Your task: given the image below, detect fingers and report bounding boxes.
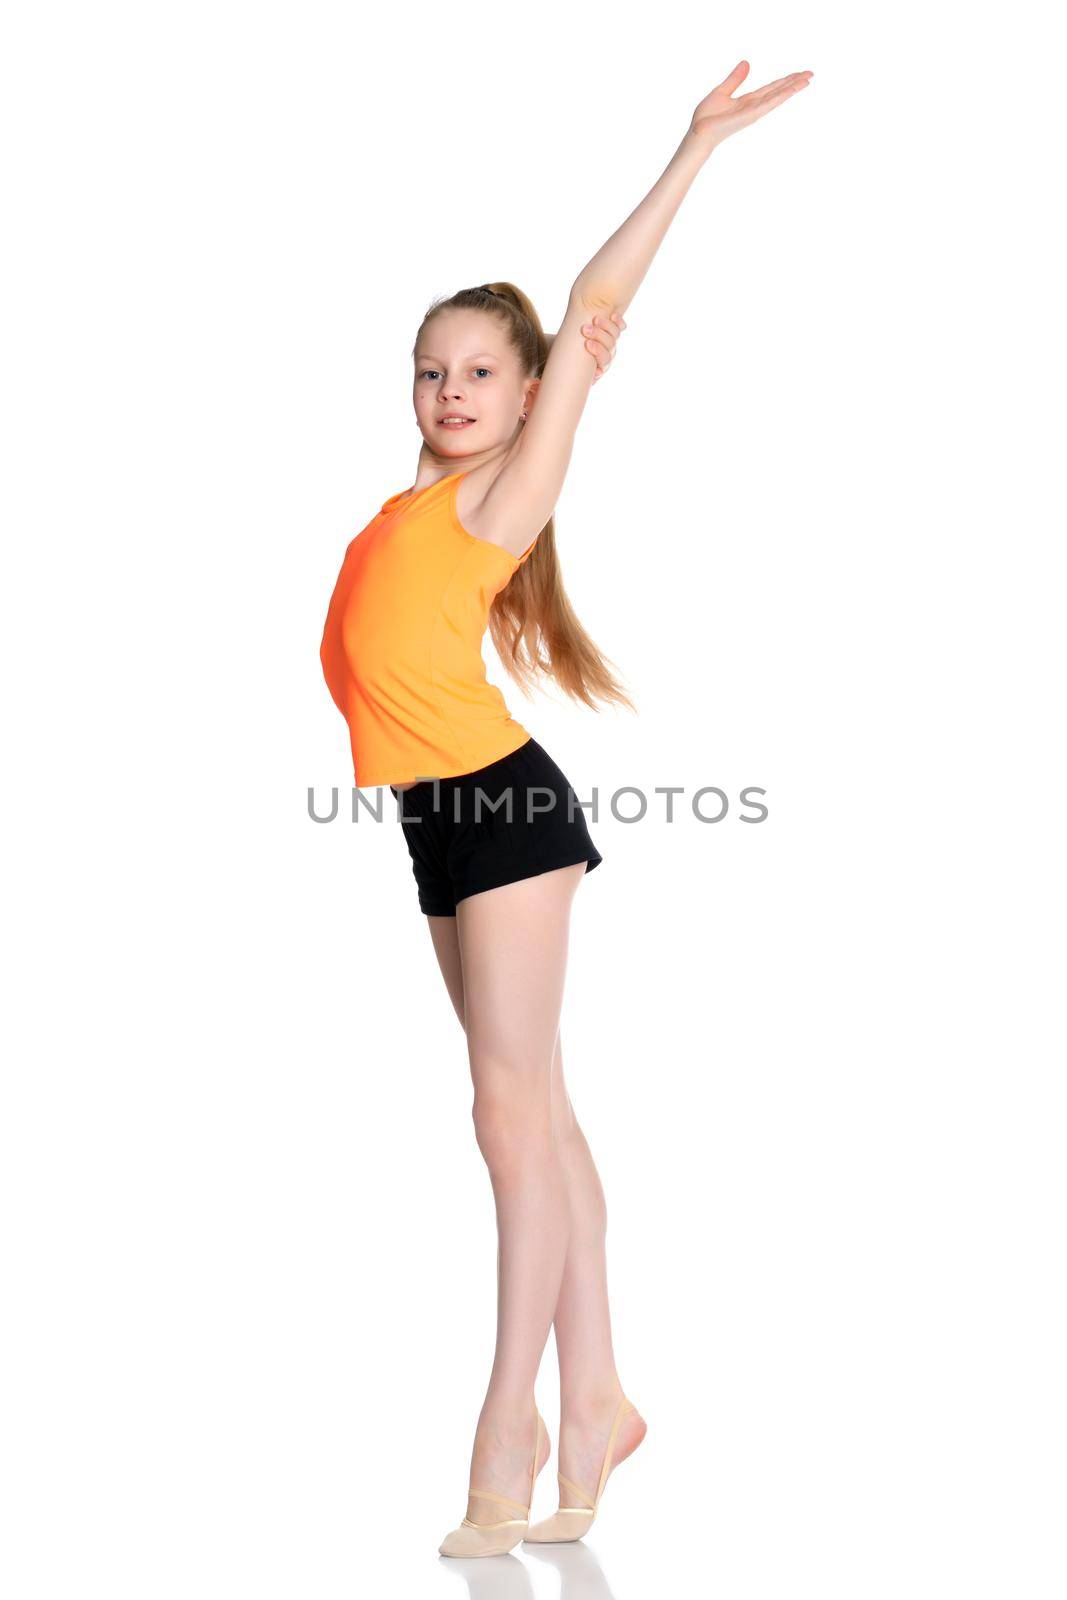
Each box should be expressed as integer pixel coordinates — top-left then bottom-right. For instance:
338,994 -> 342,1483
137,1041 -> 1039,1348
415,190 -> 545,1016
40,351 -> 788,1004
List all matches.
584,313 -> 622,381
584,314 -> 613,384
581,312 -> 627,379
753,73 -> 812,119
738,70 -> 812,110
713,59 -> 750,94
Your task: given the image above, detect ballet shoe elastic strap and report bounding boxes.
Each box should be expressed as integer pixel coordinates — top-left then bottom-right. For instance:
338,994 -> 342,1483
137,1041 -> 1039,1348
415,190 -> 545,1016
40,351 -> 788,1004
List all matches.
556,1472 -> 597,1510
557,1395 -> 636,1512
463,1410 -> 543,1525
467,1488 -> 531,1517
531,1413 -> 543,1499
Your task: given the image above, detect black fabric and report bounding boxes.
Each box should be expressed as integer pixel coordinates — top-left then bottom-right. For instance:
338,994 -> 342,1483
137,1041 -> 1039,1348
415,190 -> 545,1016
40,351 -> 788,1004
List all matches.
389,736 -> 603,916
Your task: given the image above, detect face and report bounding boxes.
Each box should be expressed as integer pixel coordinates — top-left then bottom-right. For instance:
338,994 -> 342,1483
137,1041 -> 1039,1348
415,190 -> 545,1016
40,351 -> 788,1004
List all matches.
412,308 -> 538,458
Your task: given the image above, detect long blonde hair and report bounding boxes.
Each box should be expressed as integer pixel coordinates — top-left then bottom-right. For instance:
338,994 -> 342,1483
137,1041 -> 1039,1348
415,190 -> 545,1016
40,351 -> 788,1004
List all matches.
414,282 -> 636,715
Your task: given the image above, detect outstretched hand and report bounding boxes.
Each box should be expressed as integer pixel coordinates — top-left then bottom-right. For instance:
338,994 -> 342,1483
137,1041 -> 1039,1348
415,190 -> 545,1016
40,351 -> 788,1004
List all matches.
688,60 -> 813,152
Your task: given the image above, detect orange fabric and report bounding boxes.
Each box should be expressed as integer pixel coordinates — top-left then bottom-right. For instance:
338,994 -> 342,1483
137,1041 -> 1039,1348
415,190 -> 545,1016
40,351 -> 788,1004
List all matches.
320,468 -> 538,787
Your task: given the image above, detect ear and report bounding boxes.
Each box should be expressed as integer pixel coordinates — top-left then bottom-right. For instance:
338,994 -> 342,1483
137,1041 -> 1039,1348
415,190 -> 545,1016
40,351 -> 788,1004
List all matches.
523,376 -> 542,413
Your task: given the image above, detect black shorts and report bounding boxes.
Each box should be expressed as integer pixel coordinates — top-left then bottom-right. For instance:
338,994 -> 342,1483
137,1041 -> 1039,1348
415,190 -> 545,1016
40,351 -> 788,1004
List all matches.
389,735 -> 603,917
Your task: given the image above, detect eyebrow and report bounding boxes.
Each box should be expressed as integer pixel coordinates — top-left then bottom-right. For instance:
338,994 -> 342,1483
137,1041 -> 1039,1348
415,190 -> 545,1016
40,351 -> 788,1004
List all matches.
414,352 -> 501,364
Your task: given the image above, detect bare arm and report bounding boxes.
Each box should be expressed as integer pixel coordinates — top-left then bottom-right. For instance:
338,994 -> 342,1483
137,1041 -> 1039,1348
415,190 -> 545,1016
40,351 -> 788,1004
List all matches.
571,132 -> 710,318
481,61 -> 814,556
574,62 -> 813,312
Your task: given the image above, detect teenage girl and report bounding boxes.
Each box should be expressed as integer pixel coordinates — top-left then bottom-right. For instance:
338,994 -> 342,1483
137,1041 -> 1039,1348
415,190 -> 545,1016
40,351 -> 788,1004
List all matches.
320,61 -> 813,1557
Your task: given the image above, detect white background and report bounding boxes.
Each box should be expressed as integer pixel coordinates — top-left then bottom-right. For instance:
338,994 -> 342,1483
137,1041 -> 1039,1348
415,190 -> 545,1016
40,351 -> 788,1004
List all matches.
3,1 -> 1064,1596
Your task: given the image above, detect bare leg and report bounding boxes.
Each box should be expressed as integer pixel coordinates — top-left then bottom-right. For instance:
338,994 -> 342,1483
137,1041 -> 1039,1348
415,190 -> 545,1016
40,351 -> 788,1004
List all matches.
425,896 -> 645,1517
548,1034 -> 648,1505
547,1033 -> 618,1393
451,862 -> 587,1523
426,913 -> 465,1027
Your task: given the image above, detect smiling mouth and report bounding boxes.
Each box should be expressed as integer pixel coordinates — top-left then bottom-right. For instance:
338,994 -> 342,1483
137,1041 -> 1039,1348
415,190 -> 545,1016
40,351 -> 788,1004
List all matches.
438,417 -> 476,426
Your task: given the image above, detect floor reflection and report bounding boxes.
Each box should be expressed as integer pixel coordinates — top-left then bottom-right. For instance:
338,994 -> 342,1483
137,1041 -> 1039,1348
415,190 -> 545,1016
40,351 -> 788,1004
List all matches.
437,1538 -> 617,1600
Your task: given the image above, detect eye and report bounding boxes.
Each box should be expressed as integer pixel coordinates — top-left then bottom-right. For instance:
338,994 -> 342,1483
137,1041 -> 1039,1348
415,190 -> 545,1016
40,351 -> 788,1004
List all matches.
417,367 -> 492,381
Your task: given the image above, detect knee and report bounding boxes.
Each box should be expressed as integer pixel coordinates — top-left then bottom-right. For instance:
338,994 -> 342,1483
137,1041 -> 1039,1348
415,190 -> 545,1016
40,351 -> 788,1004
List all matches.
472,1082 -> 553,1172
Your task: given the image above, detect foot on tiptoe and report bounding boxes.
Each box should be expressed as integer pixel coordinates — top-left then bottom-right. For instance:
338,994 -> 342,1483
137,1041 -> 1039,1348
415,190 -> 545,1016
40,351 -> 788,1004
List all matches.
555,1386 -> 647,1511
463,1404 -> 552,1527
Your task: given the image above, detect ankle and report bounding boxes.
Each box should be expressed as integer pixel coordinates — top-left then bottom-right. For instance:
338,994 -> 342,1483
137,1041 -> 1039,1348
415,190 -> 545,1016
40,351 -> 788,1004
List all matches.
478,1393 -> 538,1435
559,1378 -> 627,1423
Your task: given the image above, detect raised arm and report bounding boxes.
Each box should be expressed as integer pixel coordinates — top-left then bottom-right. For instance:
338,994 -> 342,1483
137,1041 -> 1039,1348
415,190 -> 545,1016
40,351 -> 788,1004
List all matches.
573,62 -> 812,312
480,61 -> 814,558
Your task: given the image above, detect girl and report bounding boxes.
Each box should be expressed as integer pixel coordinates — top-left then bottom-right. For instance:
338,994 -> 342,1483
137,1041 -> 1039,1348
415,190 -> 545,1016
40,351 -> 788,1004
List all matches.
319,59 -> 813,1558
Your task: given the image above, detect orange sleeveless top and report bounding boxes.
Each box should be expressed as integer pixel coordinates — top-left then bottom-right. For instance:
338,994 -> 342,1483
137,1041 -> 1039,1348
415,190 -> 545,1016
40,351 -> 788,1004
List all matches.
319,468 -> 538,787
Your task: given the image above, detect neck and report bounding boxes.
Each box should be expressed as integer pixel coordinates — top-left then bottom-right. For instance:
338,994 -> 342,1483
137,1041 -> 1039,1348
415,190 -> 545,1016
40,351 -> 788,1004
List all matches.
413,438 -> 513,483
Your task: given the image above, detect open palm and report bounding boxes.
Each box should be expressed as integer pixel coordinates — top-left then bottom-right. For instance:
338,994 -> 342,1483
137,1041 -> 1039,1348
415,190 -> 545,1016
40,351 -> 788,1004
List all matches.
689,60 -> 813,150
